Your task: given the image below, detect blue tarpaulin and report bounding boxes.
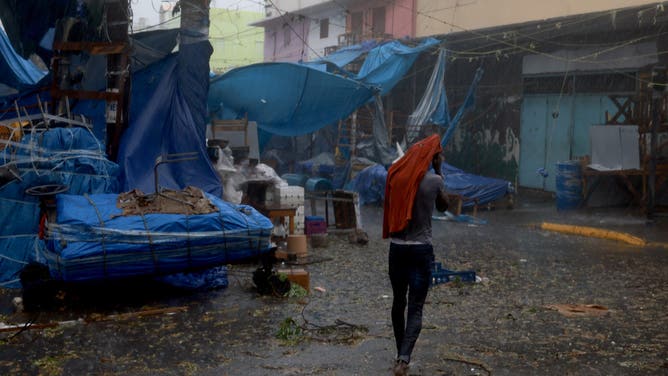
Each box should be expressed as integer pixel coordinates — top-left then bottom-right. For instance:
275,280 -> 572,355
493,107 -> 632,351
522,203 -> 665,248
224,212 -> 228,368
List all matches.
117,41 -> 222,196
43,192 -> 272,281
208,38 -> 440,143
355,38 -> 440,95
437,162 -> 511,208
208,63 -> 377,137
346,164 -> 388,206
439,67 -> 484,148
303,40 -> 381,72
0,28 -> 47,96
0,127 -> 120,287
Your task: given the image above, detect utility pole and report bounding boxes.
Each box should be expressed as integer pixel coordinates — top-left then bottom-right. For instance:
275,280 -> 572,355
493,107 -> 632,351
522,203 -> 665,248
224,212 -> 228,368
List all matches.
175,0 -> 212,148
648,66 -> 666,220
180,0 -> 210,37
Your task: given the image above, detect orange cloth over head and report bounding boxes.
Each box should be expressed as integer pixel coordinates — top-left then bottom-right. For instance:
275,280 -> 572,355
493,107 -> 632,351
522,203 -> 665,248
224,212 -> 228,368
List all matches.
382,134 -> 442,238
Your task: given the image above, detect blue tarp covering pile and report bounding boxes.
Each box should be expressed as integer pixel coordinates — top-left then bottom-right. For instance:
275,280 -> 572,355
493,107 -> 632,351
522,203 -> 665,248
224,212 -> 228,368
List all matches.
348,162 -> 511,209
438,163 -> 512,208
43,193 -> 272,282
346,164 -> 388,206
0,127 -> 120,287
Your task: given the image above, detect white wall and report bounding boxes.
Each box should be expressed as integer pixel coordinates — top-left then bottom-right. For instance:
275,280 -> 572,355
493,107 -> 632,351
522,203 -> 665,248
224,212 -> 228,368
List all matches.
306,12 -> 347,61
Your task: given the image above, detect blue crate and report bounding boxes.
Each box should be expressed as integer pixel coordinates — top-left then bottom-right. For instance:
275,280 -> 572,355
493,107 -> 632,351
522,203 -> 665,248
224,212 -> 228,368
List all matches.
431,262 -> 476,286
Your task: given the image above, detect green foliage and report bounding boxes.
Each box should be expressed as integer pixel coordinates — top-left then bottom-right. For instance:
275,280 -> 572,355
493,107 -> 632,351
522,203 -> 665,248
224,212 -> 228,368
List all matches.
286,283 -> 308,298
276,317 -> 303,345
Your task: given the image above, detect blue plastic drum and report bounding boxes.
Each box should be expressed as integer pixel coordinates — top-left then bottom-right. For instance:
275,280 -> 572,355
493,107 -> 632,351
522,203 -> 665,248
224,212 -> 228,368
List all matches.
281,173 -> 308,187
305,177 -> 333,192
555,161 -> 583,210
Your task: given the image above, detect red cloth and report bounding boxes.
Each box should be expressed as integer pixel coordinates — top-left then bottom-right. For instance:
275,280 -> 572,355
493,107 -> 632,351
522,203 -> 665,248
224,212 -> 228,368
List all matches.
382,134 -> 442,238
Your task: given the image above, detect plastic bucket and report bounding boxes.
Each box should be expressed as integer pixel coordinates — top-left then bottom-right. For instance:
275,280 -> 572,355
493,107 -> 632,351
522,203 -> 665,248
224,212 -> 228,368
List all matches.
555,161 -> 582,210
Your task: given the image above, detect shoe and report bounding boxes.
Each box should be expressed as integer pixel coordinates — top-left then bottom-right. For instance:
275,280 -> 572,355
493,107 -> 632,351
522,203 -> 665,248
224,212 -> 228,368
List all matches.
392,360 -> 409,376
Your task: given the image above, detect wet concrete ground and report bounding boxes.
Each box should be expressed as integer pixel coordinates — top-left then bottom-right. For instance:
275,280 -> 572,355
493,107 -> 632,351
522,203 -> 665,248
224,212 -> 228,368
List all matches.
1,191 -> 667,375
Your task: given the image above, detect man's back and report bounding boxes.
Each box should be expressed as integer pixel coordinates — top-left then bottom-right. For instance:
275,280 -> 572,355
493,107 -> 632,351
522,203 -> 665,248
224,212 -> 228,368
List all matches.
393,171 -> 444,245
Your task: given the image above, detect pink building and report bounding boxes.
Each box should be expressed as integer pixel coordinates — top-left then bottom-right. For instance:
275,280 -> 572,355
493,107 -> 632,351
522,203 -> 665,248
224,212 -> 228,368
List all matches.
342,0 -> 415,45
252,0 -> 416,63
260,15 -> 310,62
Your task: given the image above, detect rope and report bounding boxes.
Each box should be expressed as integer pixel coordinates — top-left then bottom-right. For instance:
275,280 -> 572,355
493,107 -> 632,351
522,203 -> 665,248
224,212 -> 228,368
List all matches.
84,193 -> 108,278
185,211 -> 192,269
139,210 -> 159,275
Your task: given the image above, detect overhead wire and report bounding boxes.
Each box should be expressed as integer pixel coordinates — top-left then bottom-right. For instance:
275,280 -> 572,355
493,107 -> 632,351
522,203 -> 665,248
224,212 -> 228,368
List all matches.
264,0 -> 324,61
393,1 -> 668,87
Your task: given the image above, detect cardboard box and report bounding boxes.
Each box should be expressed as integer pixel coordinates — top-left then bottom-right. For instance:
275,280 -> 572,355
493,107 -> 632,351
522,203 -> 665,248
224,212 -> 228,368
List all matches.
274,249 -> 290,260
277,268 -> 310,291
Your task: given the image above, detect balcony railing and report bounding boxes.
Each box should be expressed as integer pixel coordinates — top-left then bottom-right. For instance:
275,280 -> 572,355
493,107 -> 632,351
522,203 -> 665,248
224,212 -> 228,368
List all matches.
337,32 -> 394,47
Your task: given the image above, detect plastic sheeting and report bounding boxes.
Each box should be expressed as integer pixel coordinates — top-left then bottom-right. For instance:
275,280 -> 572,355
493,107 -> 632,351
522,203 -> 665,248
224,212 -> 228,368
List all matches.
208,38 -> 441,140
407,48 -> 448,142
0,127 -> 120,287
44,192 -> 273,281
304,40 -> 381,72
438,163 -> 511,208
439,67 -> 484,148
0,28 -> 48,97
406,48 -> 484,147
355,38 -> 440,95
0,27 -> 47,90
118,41 -> 222,196
208,63 -> 376,137
346,164 -> 387,206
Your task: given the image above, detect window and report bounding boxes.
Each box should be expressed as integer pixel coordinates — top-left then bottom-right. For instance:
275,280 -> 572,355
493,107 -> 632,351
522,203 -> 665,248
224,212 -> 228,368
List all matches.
372,7 -> 385,36
351,11 -> 363,37
283,25 -> 291,47
320,18 -> 329,39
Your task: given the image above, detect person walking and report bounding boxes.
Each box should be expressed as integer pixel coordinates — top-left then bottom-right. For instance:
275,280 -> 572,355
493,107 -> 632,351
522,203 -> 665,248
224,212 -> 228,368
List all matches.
382,134 -> 449,376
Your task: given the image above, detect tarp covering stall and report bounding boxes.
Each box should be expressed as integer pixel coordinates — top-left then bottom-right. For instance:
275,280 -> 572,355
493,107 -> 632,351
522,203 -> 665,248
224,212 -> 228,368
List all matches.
208,38 -> 440,145
208,62 -> 377,137
302,40 -> 381,73
354,38 -> 440,96
44,193 -> 272,281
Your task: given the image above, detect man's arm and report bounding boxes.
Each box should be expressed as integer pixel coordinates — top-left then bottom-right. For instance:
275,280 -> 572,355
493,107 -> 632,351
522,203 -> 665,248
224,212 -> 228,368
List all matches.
435,188 -> 449,212
432,164 -> 449,212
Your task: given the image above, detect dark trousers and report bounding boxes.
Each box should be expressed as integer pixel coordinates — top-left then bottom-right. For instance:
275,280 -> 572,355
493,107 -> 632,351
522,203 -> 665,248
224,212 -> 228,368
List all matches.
388,242 -> 434,364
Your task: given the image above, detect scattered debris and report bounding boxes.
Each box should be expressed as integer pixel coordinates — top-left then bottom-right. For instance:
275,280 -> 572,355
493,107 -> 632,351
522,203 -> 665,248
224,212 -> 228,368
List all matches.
348,228 -> 369,245
545,304 -> 610,317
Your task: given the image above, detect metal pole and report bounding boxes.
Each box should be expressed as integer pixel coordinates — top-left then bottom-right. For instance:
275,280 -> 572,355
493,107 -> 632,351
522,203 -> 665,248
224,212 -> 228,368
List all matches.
648,92 -> 659,219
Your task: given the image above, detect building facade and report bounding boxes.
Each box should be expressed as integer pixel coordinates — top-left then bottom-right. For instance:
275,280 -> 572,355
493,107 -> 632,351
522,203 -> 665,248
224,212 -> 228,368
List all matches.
412,0 -> 667,197
209,8 -> 265,73
253,0 -> 416,62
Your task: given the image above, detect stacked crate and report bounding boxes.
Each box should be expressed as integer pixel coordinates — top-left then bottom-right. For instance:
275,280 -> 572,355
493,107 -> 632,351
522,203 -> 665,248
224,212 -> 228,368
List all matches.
265,185 -> 305,235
